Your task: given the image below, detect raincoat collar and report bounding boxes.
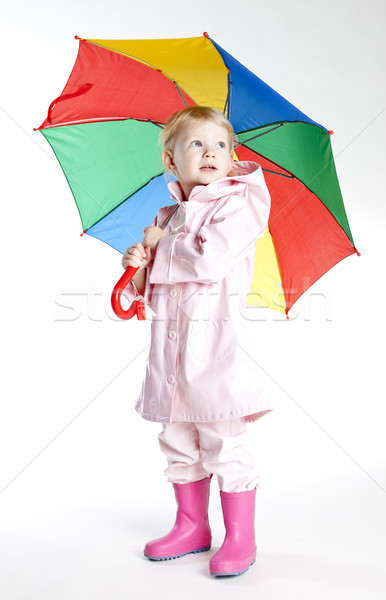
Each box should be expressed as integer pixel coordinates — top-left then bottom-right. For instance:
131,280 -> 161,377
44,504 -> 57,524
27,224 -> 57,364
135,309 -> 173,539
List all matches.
167,161 -> 262,205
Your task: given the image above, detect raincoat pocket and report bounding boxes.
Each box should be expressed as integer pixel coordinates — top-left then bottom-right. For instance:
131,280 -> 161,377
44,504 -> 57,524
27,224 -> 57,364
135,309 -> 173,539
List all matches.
188,319 -> 237,363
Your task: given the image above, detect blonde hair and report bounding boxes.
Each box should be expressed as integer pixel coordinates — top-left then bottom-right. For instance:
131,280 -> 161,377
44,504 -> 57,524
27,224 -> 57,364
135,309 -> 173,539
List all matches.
160,106 -> 237,152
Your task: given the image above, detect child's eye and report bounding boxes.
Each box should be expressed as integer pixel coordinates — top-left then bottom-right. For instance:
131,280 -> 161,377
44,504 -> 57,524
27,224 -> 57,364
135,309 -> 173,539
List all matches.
192,140 -> 202,147
217,142 -> 226,148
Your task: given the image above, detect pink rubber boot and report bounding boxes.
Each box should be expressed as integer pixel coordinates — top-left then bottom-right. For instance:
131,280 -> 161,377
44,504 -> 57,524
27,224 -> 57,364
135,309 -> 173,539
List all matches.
209,488 -> 257,576
144,476 -> 212,560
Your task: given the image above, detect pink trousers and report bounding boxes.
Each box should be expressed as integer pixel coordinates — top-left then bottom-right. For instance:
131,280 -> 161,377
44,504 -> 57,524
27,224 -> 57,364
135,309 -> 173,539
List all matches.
158,419 -> 260,493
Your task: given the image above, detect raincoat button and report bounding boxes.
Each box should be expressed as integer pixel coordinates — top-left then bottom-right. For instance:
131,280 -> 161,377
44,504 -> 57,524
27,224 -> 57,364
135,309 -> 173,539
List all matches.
168,330 -> 176,340
170,289 -> 177,298
167,375 -> 175,384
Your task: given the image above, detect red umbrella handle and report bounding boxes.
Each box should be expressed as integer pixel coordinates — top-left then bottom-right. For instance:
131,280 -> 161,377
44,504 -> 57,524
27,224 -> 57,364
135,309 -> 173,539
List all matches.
111,206 -> 177,321
111,266 -> 146,320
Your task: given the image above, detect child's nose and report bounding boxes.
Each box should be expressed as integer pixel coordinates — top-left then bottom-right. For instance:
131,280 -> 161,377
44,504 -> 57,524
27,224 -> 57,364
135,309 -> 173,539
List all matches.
203,146 -> 215,157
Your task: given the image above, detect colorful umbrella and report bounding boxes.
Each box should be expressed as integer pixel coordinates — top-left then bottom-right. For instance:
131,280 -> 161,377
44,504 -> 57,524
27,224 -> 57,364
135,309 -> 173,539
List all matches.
36,33 -> 358,319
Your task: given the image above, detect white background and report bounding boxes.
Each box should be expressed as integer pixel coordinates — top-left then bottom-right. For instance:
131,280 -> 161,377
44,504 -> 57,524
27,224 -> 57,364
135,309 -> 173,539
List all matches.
1,1 -> 385,598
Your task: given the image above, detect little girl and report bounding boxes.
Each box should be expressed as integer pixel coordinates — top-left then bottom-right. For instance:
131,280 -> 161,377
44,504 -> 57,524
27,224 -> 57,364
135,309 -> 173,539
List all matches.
122,106 -> 272,577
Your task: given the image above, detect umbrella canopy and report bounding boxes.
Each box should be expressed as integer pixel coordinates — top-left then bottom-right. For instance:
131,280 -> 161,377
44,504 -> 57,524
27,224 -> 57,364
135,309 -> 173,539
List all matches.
36,33 -> 358,315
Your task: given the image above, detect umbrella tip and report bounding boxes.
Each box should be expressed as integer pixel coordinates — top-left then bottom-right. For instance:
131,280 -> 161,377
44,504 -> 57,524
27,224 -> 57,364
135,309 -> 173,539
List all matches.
328,130 -> 334,135
203,31 -> 209,38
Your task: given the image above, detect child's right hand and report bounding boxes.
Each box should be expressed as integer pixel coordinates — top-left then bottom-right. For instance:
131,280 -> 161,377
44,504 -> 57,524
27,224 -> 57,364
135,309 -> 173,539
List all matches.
122,243 -> 152,271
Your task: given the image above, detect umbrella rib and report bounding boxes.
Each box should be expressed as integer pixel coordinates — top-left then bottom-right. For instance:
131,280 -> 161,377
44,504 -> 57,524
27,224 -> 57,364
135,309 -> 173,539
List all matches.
210,35 -> 232,118
148,120 -> 164,129
260,167 -> 294,179
223,71 -> 232,119
42,117 -> 167,130
240,123 -> 284,144
172,81 -> 189,108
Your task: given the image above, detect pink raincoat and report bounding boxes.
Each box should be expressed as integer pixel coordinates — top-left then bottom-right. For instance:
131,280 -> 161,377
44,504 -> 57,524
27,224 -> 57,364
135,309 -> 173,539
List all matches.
124,161 -> 273,424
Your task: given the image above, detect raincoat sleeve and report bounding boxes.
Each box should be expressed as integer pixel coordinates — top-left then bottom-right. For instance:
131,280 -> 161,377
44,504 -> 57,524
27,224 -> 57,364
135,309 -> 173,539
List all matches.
122,216 -> 157,307
148,183 -> 270,285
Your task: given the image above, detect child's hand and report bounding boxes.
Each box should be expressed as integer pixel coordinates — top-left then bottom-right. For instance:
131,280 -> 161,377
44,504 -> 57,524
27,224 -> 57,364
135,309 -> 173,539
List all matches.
122,243 -> 151,271
142,226 -> 167,250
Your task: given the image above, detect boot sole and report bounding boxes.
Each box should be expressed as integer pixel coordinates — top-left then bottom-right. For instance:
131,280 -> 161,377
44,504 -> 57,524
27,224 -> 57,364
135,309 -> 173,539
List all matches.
210,558 -> 256,577
145,546 -> 211,561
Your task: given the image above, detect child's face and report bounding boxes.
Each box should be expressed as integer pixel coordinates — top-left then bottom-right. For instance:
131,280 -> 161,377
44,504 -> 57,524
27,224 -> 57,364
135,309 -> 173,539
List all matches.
162,120 -> 234,200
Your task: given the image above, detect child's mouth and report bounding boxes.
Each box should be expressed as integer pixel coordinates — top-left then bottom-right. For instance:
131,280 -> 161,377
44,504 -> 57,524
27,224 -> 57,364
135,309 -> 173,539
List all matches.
200,166 -> 217,170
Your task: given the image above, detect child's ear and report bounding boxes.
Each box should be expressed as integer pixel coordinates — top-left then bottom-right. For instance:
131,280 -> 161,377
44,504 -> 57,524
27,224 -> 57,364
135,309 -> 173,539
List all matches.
162,150 -> 175,172
227,153 -> 235,175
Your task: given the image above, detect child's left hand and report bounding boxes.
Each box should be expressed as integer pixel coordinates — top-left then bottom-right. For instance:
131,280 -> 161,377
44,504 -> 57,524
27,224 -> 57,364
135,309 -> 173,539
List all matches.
142,226 -> 167,250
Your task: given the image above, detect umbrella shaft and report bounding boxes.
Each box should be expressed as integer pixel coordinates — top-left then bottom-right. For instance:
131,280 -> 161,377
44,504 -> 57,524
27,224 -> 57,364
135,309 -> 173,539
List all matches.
159,205 -> 179,230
